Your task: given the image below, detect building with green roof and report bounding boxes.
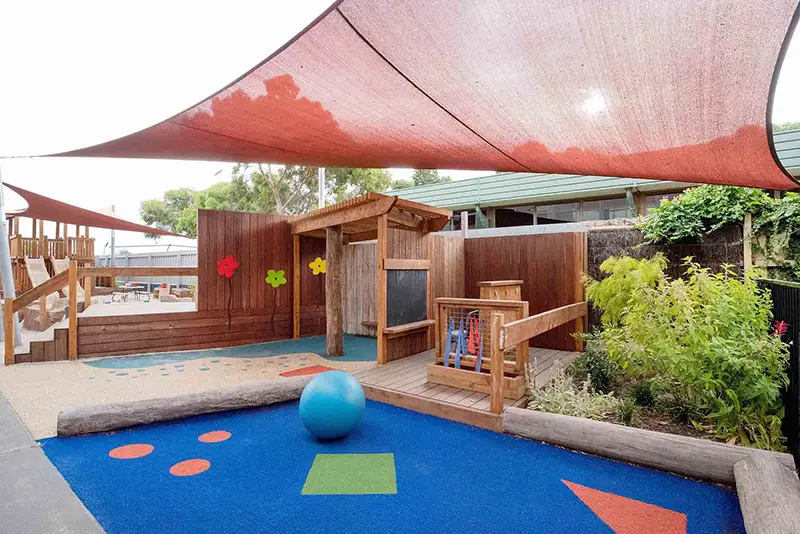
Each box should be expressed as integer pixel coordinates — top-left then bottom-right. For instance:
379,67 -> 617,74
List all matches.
392,129 -> 800,229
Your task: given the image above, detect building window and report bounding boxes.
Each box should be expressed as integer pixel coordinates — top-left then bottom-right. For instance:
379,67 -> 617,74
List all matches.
645,193 -> 680,213
536,203 -> 578,224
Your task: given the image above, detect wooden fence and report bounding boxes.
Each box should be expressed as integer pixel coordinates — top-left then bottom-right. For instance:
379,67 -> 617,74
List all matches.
464,232 -> 587,351
196,210 -> 326,336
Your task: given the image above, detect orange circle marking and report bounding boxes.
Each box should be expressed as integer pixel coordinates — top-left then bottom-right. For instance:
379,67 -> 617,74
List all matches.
198,430 -> 231,443
109,444 -> 154,460
170,459 -> 211,477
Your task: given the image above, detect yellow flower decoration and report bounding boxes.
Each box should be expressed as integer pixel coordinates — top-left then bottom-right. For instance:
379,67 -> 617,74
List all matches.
309,257 -> 326,275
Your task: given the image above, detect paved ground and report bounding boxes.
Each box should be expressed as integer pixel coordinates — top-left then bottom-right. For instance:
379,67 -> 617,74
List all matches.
0,392 -> 104,533
0,336 -> 376,439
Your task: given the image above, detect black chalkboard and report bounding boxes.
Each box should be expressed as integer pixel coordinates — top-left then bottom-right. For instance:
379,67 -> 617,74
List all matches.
386,270 -> 427,327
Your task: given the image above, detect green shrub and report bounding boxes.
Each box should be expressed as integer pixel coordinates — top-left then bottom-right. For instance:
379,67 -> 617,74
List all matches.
526,364 -> 619,421
617,398 -> 638,426
567,336 -> 619,393
630,378 -> 660,407
587,256 -> 790,450
656,388 -> 702,426
638,185 -> 771,244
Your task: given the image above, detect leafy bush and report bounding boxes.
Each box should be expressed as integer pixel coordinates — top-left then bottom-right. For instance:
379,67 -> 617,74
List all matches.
617,398 -> 639,426
754,193 -> 800,280
656,388 -> 702,425
583,255 -> 666,325
567,335 -> 619,393
526,364 -> 619,421
638,185 -> 771,244
630,378 -> 660,407
587,256 -> 790,450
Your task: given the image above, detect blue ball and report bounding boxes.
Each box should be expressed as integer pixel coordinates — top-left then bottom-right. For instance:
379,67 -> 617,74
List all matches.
299,371 -> 365,440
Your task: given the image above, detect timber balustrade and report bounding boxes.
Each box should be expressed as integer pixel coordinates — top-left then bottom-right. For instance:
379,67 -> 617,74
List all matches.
3,264 -> 198,365
484,301 -> 588,415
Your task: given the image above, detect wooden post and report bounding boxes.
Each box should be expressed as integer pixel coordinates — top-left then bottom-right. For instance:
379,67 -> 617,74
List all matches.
515,301 -> 529,374
490,312 -> 504,414
39,295 -> 47,331
376,214 -> 388,364
425,229 -> 433,349
743,213 -> 753,272
55,221 -> 60,240
12,216 -> 19,236
325,225 -> 344,357
3,298 -> 15,366
574,232 -> 588,351
84,276 -> 92,310
68,260 -> 78,359
460,210 -> 468,239
292,235 -> 300,339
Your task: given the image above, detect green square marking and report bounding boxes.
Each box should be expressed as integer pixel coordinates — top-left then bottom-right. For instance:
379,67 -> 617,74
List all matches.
301,453 -> 397,495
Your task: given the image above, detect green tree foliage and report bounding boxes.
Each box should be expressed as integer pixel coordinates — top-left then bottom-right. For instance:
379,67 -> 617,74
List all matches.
140,164 -> 392,238
773,121 -> 800,132
410,169 -> 452,186
586,255 -> 789,450
389,179 -> 414,190
326,168 -> 392,203
638,185 -> 771,244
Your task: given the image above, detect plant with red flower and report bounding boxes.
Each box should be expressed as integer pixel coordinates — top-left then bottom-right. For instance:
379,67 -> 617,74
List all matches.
217,255 -> 239,278
774,320 -> 789,337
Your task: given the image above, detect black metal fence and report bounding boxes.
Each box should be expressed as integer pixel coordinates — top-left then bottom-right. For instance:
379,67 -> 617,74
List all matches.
760,279 -> 800,463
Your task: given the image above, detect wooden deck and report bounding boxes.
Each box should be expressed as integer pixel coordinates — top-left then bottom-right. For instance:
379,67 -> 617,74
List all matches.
353,347 -> 580,431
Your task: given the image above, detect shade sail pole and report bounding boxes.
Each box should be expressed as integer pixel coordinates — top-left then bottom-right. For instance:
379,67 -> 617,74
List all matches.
317,167 -> 326,209
0,164 -> 23,350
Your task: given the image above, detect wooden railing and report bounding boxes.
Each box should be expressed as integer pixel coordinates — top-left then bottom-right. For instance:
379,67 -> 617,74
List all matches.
3,264 -> 199,365
489,302 -> 588,413
8,236 -> 94,260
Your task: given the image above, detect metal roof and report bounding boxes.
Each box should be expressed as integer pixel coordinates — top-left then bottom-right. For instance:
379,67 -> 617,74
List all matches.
393,129 -> 800,211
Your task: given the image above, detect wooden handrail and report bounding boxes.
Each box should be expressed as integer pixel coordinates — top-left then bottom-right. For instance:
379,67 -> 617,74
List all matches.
434,297 -> 527,311
12,269 -> 69,313
78,267 -> 198,277
500,302 -> 587,350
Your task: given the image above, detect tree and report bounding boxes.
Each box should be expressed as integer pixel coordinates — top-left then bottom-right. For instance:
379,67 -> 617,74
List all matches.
410,169 -> 452,186
390,179 -> 414,190
774,121 -> 800,133
327,167 -> 391,202
139,164 -> 393,238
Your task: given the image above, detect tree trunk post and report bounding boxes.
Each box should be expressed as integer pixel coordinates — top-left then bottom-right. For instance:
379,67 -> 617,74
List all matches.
326,225 -> 344,357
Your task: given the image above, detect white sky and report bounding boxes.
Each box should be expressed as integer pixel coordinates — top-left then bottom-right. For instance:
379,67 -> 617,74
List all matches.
0,2 -> 798,251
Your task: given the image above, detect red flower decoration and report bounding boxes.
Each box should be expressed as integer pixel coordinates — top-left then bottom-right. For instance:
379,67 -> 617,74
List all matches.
774,320 -> 789,337
217,255 -> 239,278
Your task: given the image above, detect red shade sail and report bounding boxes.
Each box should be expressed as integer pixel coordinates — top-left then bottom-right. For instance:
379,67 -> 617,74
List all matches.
53,0 -> 799,189
4,183 -> 185,237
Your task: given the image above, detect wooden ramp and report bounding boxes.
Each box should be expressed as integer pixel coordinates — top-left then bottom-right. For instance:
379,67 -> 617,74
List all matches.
353,347 -> 579,432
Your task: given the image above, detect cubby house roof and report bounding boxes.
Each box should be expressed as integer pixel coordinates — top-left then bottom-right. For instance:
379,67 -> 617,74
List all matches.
43,0 -> 800,190
290,192 -> 451,240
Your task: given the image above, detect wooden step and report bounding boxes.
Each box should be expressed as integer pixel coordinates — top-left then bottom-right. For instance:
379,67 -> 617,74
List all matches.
362,382 -> 502,432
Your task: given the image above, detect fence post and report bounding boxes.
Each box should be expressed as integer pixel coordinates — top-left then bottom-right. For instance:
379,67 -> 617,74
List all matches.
68,260 -> 78,359
743,213 -> 753,271
84,275 -> 92,310
3,298 -> 15,365
490,312 -> 505,414
460,211 -> 469,239
39,295 -> 47,331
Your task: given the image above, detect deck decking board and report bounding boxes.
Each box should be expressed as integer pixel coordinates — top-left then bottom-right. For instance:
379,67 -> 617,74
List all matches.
359,347 -> 580,422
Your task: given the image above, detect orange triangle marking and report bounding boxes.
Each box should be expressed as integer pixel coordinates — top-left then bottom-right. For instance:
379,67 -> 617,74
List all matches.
562,480 -> 687,534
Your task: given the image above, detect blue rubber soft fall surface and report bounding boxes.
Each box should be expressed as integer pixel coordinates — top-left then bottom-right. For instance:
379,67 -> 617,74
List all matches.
41,401 -> 744,534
